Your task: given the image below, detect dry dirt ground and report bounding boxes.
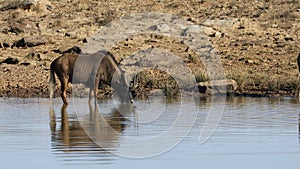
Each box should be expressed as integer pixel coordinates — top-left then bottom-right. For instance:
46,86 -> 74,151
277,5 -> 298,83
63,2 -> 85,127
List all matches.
0,0 -> 299,98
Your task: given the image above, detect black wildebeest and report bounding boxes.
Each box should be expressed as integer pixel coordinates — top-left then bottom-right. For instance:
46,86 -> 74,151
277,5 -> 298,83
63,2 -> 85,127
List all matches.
49,50 -> 135,104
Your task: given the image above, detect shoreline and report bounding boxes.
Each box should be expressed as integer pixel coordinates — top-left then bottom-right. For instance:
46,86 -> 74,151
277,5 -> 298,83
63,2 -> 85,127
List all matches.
0,88 -> 297,99
0,0 -> 299,100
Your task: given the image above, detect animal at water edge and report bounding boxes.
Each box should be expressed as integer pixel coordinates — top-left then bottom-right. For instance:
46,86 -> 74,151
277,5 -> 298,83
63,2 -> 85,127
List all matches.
49,50 -> 135,104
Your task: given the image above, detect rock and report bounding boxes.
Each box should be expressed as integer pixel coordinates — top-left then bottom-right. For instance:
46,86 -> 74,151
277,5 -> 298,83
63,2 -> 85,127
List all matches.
82,38 -> 88,43
12,36 -> 47,48
200,26 -> 217,37
238,57 -> 245,61
1,57 -> 19,64
278,23 -> 293,29
202,18 -> 239,31
35,0 -> 53,12
149,89 -> 165,96
12,38 -> 26,48
0,42 -> 10,48
186,25 -> 221,38
215,31 -> 222,38
245,59 -> 254,64
199,79 -> 237,94
20,62 -> 31,66
61,46 -> 82,54
0,0 -> 35,11
0,0 -> 53,12
25,53 -> 41,61
284,36 -> 293,41
148,23 -> 171,33
64,32 -> 71,37
9,21 -> 40,35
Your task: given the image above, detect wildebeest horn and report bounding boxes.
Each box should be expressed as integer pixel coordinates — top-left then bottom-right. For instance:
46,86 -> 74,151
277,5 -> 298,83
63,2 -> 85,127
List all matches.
129,74 -> 138,88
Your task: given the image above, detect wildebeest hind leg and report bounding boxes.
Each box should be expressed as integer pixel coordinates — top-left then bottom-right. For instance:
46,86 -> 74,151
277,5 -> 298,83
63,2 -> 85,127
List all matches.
60,78 -> 68,105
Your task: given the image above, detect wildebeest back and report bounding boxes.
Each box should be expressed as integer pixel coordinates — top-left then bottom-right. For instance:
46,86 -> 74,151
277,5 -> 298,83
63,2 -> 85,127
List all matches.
72,52 -> 106,85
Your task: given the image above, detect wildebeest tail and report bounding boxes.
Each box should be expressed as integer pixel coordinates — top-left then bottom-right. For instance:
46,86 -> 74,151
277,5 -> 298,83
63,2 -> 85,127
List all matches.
49,62 -> 56,99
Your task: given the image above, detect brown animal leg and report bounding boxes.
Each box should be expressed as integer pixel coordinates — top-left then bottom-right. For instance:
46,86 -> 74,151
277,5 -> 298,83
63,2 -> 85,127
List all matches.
93,78 -> 100,106
94,86 -> 98,107
89,88 -> 94,103
61,79 -> 68,104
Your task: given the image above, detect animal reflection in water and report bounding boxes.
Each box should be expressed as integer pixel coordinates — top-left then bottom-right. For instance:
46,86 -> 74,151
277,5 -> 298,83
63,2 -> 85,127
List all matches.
49,103 -> 136,163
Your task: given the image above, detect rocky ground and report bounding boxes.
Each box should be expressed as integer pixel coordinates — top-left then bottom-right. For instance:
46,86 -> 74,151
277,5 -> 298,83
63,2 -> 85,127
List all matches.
0,0 -> 299,98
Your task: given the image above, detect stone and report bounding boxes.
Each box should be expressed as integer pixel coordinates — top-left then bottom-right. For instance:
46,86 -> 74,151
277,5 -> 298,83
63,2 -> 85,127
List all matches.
0,0 -> 35,11
202,18 -> 239,32
25,53 -> 41,61
82,38 -> 88,43
1,57 -> 19,64
12,36 -> 47,48
1,42 -> 10,48
200,26 -> 217,37
20,62 -> 31,66
198,79 -> 237,94
61,46 -> 82,54
12,38 -> 26,48
0,0 -> 53,12
279,23 -> 293,29
245,59 -> 254,64
148,23 -> 170,33
9,21 -> 40,35
149,89 -> 165,96
215,31 -> 222,38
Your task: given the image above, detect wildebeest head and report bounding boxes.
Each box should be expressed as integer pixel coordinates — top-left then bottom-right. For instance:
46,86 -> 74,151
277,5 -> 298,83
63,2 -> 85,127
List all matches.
93,50 -> 137,103
111,69 -> 137,103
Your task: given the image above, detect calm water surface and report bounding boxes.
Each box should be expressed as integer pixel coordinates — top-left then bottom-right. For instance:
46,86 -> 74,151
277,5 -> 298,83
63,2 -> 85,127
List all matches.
0,96 -> 300,169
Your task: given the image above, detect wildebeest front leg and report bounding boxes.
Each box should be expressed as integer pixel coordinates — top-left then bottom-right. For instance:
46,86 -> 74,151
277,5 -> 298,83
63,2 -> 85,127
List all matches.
88,88 -> 94,103
93,77 -> 100,106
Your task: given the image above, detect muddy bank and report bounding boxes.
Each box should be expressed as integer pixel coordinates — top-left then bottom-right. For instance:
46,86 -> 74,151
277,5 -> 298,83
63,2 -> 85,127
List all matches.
0,0 -> 299,99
